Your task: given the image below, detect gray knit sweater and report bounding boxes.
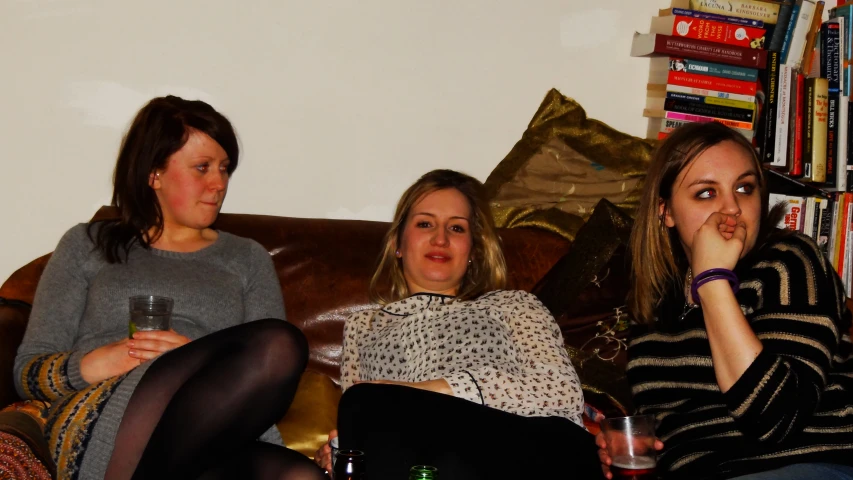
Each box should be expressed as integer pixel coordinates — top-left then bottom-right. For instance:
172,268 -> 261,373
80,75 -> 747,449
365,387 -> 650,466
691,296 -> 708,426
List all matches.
13,223 -> 287,479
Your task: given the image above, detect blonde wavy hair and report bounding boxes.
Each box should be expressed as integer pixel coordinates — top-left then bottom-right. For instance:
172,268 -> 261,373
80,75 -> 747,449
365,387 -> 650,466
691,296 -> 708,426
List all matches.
369,169 -> 508,304
628,122 -> 780,324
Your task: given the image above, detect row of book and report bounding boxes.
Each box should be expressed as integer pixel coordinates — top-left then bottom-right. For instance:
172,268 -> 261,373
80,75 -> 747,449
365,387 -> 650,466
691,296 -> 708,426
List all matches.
771,190 -> 853,296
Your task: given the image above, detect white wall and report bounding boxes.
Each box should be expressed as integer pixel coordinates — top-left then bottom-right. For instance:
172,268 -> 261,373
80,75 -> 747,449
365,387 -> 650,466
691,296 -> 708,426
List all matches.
1,0 -> 668,284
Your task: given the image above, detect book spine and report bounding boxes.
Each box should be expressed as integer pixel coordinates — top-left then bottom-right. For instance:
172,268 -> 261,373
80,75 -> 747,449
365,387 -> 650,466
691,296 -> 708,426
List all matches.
671,7 -> 765,27
769,2 -> 795,52
686,0 -> 782,24
803,78 -> 816,180
662,83 -> 757,102
665,91 -> 755,110
810,78 -> 829,183
822,22 -> 842,92
790,72 -> 805,177
819,197 -> 834,257
664,97 -> 755,122
827,93 -> 839,187
780,3 -> 801,62
801,2 -> 826,74
839,97 -> 849,191
665,15 -> 767,48
660,110 -> 755,129
785,0 -> 817,68
671,57 -> 760,81
657,35 -> 768,68
836,98 -> 853,191
667,70 -> 758,95
773,62 -> 792,167
760,51 -> 780,164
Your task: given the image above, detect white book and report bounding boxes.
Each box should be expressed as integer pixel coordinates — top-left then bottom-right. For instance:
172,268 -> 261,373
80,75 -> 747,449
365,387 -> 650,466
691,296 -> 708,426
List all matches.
773,64 -> 793,167
785,0 -> 817,68
804,197 -> 816,238
648,83 -> 757,104
769,193 -> 807,231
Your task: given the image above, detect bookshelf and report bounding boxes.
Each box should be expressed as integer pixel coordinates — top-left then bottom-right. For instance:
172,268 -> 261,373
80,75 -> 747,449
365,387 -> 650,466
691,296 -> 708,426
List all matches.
631,0 -> 853,296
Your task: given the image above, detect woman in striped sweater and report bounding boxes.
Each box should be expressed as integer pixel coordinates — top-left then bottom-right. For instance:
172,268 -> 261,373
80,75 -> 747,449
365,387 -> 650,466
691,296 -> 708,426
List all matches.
597,121 -> 853,479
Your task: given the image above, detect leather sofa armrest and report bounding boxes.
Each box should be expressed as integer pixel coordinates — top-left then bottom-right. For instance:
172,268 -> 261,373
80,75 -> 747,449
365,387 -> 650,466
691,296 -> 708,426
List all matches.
0,298 -> 30,407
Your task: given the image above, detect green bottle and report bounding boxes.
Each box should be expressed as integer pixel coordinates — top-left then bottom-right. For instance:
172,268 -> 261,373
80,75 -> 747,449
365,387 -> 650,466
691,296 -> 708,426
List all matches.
408,465 -> 438,479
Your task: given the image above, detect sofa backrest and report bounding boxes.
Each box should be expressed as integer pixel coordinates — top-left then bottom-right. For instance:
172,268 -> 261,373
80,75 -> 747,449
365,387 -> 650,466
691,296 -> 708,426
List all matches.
0,209 -> 571,384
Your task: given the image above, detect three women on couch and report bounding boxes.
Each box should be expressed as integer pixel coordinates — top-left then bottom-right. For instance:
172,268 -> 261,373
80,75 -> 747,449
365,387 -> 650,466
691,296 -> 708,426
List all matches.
14,96 -> 326,479
314,169 -> 602,479
597,121 -> 853,479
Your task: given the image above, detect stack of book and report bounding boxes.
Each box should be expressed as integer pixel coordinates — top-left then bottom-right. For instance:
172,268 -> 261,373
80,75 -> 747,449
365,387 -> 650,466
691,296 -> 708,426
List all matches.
631,0 -> 774,142
631,0 -> 853,296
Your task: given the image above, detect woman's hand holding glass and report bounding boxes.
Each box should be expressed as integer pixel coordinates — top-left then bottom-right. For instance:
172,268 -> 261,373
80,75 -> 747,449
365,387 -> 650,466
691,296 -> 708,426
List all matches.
80,329 -> 190,384
314,429 -> 337,473
594,414 -> 664,480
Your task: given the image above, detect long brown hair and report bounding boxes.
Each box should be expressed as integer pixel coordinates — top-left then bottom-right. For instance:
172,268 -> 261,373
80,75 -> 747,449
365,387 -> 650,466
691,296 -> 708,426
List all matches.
89,95 -> 239,263
628,122 -> 782,324
369,169 -> 508,304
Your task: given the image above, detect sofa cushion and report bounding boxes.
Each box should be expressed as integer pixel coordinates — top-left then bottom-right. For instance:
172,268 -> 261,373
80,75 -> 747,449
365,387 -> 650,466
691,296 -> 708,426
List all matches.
277,370 -> 341,458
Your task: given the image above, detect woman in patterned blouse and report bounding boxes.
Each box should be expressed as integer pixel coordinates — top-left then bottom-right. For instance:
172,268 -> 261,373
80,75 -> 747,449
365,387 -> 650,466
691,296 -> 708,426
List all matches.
597,122 -> 853,480
313,169 -> 601,480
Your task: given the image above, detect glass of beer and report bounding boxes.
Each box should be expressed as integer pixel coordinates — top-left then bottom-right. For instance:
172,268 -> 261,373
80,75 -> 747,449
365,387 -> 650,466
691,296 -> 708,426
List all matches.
601,414 -> 657,480
129,295 -> 173,338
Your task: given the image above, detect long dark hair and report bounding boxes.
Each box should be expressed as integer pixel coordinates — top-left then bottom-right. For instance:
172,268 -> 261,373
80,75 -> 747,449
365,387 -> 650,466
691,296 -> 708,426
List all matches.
89,95 -> 239,263
369,169 -> 508,304
627,121 -> 784,324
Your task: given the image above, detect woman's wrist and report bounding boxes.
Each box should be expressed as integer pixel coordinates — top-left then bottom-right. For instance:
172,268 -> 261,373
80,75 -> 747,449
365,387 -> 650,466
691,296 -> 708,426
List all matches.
691,268 -> 739,304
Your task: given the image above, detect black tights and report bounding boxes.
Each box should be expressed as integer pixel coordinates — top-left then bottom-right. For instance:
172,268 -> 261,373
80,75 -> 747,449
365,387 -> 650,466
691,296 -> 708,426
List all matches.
104,318 -> 326,480
338,383 -> 605,480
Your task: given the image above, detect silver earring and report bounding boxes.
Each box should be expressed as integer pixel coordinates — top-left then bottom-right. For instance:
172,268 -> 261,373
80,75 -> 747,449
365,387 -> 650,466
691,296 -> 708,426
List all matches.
468,259 -> 472,264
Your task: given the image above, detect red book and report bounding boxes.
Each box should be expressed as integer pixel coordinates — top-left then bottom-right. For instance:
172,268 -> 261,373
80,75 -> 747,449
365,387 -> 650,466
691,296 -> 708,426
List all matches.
790,72 -> 805,177
666,71 -> 758,96
631,33 -> 768,69
650,15 -> 767,49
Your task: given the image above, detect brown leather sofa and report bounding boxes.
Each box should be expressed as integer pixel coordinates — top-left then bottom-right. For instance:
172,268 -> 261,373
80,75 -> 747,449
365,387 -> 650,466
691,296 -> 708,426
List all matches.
2,208 -> 627,471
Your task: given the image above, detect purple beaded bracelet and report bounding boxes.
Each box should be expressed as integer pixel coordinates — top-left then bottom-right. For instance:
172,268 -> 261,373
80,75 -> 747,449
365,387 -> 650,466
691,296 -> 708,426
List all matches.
690,268 -> 739,304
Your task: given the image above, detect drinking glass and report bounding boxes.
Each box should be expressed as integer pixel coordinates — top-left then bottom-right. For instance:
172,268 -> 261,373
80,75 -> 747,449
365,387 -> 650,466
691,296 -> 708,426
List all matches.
129,295 -> 173,338
601,414 -> 657,480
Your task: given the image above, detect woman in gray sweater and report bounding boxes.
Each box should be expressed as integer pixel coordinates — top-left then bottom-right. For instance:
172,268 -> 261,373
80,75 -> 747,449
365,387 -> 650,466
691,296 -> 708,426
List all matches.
13,96 -> 325,480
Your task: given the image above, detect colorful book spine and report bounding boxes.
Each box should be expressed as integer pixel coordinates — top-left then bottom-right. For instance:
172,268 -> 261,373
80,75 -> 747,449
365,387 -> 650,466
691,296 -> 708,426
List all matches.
790,72 -> 805,177
645,109 -> 755,130
653,83 -> 757,103
665,91 -> 755,110
802,78 -> 828,183
663,96 -> 755,122
829,4 -> 853,96
630,33 -> 769,68
675,0 -> 782,24
671,7 -> 765,27
651,15 -> 767,48
667,70 -> 758,95
668,57 -> 759,81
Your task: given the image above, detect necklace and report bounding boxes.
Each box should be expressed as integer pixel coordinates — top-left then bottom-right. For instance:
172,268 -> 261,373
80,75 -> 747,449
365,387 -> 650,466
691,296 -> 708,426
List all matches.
680,268 -> 699,321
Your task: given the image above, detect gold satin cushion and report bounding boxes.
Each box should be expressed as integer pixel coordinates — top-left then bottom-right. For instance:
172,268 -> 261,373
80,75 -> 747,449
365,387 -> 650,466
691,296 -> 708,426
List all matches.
484,88 -> 654,241
276,370 -> 341,458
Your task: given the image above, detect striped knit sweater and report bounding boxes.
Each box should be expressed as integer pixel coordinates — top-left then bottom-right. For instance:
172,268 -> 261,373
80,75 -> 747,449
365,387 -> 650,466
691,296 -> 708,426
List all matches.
627,232 -> 853,479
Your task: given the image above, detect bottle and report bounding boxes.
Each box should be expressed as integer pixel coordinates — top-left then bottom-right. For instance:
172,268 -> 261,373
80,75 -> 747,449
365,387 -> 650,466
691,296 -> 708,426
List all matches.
408,465 -> 438,479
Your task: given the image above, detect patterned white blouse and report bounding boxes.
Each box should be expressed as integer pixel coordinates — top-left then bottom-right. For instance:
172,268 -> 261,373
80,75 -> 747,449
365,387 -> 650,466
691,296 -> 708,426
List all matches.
340,289 -> 584,425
